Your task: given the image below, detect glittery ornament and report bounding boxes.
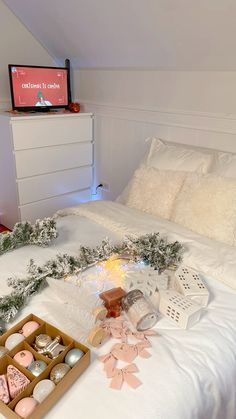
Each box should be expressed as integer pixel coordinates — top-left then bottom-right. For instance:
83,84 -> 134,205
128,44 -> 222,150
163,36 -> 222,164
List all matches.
22,321 -> 40,337
65,348 -> 84,368
14,350 -> 34,368
34,334 -> 52,350
28,360 -> 47,377
15,397 -> 38,418
0,346 -> 8,358
0,375 -> 10,404
5,333 -> 24,350
33,379 -> 55,403
50,363 -> 70,384
7,365 -> 30,399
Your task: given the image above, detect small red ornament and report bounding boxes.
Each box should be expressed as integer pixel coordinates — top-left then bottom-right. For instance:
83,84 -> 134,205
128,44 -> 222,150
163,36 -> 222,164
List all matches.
68,102 -> 80,113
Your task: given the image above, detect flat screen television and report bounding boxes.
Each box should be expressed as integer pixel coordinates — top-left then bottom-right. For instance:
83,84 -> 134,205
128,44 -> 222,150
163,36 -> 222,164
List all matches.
8,64 -> 70,112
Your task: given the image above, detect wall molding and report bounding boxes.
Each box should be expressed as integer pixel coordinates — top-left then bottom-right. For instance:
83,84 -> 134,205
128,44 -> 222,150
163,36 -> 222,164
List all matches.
80,100 -> 236,136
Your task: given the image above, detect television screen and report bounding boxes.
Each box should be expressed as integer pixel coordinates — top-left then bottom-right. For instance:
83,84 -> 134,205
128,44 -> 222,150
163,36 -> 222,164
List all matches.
8,65 -> 69,111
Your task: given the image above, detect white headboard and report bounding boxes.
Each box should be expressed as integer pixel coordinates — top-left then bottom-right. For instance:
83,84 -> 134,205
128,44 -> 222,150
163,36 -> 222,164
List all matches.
83,101 -> 236,199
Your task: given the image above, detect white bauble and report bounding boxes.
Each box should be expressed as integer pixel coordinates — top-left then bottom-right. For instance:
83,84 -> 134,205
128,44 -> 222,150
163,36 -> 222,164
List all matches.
33,379 -> 55,403
5,333 -> 24,350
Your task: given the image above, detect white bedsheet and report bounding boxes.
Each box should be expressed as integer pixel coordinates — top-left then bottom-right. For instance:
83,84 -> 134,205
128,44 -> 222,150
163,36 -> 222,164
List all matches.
0,201 -> 236,419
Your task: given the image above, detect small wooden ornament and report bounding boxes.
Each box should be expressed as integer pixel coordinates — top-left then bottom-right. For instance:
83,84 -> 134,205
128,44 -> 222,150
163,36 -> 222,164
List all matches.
106,304 -> 121,318
88,326 -> 107,347
93,305 -> 108,321
99,287 -> 126,308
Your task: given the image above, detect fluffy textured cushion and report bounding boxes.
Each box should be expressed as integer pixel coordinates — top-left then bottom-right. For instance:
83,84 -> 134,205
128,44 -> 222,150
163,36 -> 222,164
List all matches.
117,138 -> 214,203
124,166 -> 187,220
211,151 -> 236,178
171,173 -> 236,246
145,138 -> 213,173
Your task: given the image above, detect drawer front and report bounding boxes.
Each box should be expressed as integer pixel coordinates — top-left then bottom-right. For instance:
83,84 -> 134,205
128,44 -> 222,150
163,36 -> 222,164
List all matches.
19,189 -> 91,222
15,142 -> 93,178
18,166 -> 92,205
12,116 -> 92,150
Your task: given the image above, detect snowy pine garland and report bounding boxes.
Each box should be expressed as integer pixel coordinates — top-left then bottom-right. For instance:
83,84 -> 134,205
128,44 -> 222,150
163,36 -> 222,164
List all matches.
0,233 -> 184,326
0,218 -> 58,255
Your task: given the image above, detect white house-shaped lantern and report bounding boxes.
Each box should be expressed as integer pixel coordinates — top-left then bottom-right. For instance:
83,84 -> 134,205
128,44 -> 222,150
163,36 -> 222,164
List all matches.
173,266 -> 209,307
159,290 -> 202,329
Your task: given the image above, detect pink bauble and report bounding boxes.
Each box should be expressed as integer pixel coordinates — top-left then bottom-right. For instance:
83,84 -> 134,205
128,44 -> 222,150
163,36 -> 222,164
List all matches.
22,321 -> 40,337
13,350 -> 34,368
14,397 -> 38,418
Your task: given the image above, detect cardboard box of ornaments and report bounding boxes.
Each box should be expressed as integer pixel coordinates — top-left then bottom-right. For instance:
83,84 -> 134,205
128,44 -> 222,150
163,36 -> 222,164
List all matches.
0,313 -> 90,419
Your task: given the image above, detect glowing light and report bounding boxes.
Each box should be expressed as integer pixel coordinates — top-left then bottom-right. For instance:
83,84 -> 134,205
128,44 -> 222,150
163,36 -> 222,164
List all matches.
64,256 -> 131,288
98,257 -> 127,286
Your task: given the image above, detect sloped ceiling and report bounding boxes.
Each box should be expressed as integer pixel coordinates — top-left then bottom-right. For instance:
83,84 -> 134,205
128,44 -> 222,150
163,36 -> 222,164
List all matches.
3,0 -> 236,69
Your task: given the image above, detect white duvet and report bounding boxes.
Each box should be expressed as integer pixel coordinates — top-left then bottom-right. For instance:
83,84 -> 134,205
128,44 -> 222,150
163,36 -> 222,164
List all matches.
0,201 -> 236,419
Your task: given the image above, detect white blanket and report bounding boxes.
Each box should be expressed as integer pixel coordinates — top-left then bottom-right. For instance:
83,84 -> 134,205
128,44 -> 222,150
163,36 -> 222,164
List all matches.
0,201 -> 236,419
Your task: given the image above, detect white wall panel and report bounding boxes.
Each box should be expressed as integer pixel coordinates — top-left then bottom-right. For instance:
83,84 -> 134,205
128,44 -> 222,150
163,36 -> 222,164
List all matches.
0,0 -> 54,106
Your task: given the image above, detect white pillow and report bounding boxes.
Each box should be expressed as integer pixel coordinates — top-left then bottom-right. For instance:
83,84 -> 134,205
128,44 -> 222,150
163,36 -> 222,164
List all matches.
124,166 -> 187,220
145,138 -> 213,173
211,151 -> 236,178
117,138 -> 214,203
171,173 -> 236,246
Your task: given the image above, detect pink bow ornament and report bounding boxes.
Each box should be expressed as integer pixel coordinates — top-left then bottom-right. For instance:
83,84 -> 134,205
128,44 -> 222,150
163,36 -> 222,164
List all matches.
110,364 -> 142,390
98,352 -> 117,377
132,329 -> 157,343
101,319 -> 131,341
112,342 -> 151,363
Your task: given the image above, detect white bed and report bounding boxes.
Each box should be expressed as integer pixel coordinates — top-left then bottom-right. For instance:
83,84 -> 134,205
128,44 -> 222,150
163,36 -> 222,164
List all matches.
1,200 -> 236,419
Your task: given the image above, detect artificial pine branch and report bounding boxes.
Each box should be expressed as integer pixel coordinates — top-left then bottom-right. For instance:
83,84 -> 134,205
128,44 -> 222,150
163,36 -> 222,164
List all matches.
0,218 -> 58,256
0,233 -> 184,324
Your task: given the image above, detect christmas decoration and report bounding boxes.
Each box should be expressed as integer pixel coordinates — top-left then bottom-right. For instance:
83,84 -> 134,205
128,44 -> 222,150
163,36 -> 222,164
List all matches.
65,348 -> 84,367
159,290 -> 202,329
0,375 -> 10,404
122,290 -> 158,331
34,334 -> 52,350
33,379 -> 55,403
36,336 -> 66,359
50,363 -> 71,384
98,317 -> 157,389
68,102 -> 80,113
99,287 -> 126,318
0,233 -> 183,325
0,314 -> 90,418
13,350 -> 34,368
93,306 -> 108,321
88,326 -> 108,347
173,265 -> 209,307
5,333 -> 24,350
100,287 -> 126,307
28,360 -> 47,377
22,320 -> 40,337
124,264 -> 169,305
14,397 -> 38,418
0,217 -> 58,256
7,365 -> 30,399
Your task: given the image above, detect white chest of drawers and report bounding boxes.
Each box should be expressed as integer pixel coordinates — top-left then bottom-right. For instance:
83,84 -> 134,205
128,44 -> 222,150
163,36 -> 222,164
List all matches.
0,112 -> 93,228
